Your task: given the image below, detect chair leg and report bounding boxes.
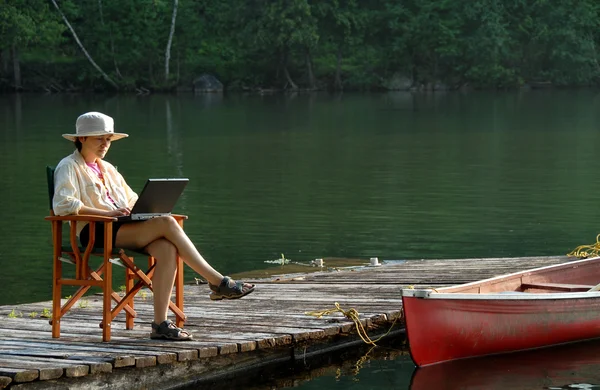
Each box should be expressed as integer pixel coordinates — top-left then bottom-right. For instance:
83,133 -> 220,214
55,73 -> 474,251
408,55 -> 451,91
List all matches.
52,222 -> 63,338
175,218 -> 186,327
52,253 -> 63,338
175,256 -> 185,327
125,266 -> 134,330
102,255 -> 113,342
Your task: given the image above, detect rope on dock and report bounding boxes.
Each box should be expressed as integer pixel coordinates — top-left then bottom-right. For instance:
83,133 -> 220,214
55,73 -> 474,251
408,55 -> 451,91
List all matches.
305,302 -> 399,346
567,234 -> 600,258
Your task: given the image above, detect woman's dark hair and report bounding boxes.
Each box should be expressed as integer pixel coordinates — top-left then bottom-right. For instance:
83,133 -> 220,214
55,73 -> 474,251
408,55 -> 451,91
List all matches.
74,139 -> 82,152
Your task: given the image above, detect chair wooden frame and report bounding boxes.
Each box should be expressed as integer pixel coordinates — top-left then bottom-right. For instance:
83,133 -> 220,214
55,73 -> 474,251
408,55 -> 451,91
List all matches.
45,166 -> 187,341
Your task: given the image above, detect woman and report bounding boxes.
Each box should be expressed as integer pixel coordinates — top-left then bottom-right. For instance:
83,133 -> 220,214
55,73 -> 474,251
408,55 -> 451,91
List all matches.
53,111 -> 255,341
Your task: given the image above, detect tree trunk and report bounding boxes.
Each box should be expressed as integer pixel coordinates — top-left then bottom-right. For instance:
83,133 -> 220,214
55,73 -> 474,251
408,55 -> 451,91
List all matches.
165,0 -> 179,82
1,49 -> 9,75
176,50 -> 180,84
281,49 -> 298,90
411,63 -> 419,89
98,0 -> 122,78
305,47 -> 316,90
283,65 -> 298,90
589,34 -> 600,74
50,0 -> 118,89
12,45 -> 22,90
165,99 -> 184,176
14,93 -> 22,131
334,47 -> 343,91
149,60 -> 154,85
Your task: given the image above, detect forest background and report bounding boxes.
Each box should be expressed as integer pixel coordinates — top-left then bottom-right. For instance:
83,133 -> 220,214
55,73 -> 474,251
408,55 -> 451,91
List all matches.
1,0 -> 600,92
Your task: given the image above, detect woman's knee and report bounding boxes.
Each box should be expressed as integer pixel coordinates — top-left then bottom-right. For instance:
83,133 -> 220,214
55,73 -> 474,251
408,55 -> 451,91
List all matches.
147,238 -> 177,260
154,216 -> 182,233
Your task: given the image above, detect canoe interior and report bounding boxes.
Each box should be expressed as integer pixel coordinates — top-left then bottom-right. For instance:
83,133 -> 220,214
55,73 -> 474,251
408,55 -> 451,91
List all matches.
439,257 -> 600,294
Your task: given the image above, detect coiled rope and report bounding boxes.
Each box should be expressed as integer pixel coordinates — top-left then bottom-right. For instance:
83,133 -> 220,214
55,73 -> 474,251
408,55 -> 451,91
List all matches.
567,234 -> 600,258
305,302 -> 400,346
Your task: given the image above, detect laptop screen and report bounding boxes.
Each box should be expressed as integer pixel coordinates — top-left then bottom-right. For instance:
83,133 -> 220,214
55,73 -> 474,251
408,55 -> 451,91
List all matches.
130,178 -> 189,214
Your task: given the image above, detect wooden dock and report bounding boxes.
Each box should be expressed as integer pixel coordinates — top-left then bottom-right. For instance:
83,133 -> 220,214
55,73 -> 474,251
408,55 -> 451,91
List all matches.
0,256 -> 572,389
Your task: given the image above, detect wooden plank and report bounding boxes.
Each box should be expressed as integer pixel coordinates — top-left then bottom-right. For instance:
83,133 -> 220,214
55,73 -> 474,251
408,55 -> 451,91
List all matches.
0,347 -> 70,359
5,314 -> 383,337
0,332 -> 223,361
12,317 -> 295,352
133,356 -> 156,368
521,282 -> 594,292
0,317 -> 394,357
0,338 -> 169,366
70,354 -> 135,369
0,343 -> 134,369
0,366 -> 39,383
22,356 -> 110,375
99,300 -> 398,320
0,357 -> 63,381
0,357 -> 90,378
0,338 -> 176,366
0,376 -> 12,389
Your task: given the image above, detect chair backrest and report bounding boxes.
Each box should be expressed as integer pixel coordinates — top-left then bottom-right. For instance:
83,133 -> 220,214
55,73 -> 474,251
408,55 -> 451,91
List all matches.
46,165 -> 55,212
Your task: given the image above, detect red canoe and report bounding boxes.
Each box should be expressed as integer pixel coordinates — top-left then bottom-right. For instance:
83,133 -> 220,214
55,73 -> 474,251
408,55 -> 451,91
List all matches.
401,256 -> 600,367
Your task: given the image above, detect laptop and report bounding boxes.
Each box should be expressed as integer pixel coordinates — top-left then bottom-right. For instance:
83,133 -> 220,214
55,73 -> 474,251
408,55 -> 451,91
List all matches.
117,178 -> 189,221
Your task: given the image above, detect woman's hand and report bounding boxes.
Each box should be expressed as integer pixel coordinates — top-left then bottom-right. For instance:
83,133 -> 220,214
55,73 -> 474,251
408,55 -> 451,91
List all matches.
78,205 -> 130,217
105,207 -> 131,217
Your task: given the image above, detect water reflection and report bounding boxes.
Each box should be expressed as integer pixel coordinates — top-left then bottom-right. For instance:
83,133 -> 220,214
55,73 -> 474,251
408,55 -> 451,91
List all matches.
232,339 -> 600,390
410,340 -> 600,390
193,341 -> 415,390
3,91 -> 600,305
165,98 -> 185,177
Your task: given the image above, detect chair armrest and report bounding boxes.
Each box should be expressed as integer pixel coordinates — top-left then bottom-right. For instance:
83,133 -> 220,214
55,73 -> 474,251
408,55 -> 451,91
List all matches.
171,214 -> 188,221
45,215 -> 118,222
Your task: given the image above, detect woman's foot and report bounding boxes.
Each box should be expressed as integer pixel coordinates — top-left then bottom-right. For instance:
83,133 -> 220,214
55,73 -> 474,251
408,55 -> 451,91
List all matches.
209,276 -> 255,300
150,320 -> 193,341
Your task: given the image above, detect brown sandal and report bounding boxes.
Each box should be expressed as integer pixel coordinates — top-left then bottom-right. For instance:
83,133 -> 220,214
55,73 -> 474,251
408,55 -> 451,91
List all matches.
209,276 -> 255,300
150,320 -> 193,341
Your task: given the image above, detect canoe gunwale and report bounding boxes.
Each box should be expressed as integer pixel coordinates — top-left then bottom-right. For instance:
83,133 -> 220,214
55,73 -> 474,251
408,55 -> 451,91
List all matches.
401,289 -> 600,300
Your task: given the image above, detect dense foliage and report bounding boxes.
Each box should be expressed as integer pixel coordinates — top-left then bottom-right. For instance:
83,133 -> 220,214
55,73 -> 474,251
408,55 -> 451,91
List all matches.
1,0 -> 600,92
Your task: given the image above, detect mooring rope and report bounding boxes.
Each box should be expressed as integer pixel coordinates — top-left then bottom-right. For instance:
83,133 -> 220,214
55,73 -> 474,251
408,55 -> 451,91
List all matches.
305,302 -> 400,346
567,234 -> 600,258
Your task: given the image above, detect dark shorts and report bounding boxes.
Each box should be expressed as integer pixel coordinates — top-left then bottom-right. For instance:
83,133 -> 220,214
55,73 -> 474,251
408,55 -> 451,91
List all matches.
80,222 -> 126,248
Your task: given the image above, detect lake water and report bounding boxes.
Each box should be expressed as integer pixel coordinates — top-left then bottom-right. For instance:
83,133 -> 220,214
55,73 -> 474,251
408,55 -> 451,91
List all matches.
295,340 -> 600,390
3,90 -> 600,305
194,338 -> 600,389
2,90 -> 600,388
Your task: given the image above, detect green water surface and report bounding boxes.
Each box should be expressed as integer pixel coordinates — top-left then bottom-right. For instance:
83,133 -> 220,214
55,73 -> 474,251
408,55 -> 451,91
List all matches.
2,91 -> 600,306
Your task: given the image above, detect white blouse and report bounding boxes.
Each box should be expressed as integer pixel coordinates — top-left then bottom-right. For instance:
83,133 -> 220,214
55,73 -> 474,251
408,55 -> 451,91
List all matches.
53,150 -> 138,236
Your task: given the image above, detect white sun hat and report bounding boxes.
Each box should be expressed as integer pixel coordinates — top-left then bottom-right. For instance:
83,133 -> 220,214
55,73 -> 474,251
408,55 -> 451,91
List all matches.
62,112 -> 129,142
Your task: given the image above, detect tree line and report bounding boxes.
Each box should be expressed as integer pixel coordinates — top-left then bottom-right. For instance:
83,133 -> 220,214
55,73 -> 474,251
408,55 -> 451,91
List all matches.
1,0 -> 599,92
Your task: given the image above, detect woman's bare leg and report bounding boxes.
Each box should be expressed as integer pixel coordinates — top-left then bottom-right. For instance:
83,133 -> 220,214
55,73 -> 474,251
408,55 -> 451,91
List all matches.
116,217 -> 224,286
143,238 -> 177,323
